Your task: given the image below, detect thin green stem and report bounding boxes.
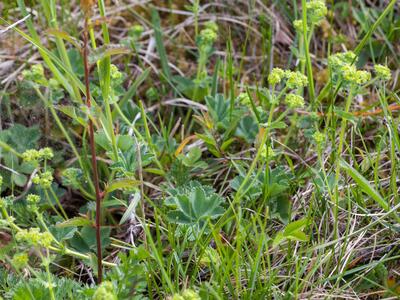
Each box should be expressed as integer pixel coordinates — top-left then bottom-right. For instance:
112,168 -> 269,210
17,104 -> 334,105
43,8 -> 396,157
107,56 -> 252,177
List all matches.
333,89 -> 353,239
301,0 -> 315,106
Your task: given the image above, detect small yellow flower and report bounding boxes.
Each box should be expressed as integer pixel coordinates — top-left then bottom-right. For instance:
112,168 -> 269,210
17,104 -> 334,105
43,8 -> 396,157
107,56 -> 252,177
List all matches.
33,171 -> 53,189
268,68 -> 285,86
285,94 -> 305,108
16,228 -> 54,248
285,71 -> 308,89
293,19 -> 308,32
260,144 -> 275,159
40,232 -> 54,248
22,149 -> 41,162
328,51 -> 357,72
313,131 -> 325,144
202,29 -> 218,43
11,252 -> 29,270
110,64 -> 123,80
306,0 -> 328,25
93,281 -> 118,300
341,65 -> 370,85
39,147 -> 54,160
374,64 -> 391,81
205,21 -> 218,33
27,194 -> 40,204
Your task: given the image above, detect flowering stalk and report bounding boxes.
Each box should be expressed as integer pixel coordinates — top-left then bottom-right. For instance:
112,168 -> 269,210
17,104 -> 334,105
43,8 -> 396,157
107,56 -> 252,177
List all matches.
82,5 -> 103,283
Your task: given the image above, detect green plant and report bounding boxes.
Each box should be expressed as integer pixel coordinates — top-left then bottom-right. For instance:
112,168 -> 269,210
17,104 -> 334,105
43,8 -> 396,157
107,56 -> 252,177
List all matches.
1,0 -> 399,298
166,182 -> 225,233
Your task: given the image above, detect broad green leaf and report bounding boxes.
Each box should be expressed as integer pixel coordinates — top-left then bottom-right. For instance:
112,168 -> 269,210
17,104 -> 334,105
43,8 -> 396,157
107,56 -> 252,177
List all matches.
13,173 -> 27,187
235,115 -> 259,143
205,94 -> 229,123
181,147 -> 202,167
50,226 -> 78,241
167,211 -> 194,224
81,226 -> 111,251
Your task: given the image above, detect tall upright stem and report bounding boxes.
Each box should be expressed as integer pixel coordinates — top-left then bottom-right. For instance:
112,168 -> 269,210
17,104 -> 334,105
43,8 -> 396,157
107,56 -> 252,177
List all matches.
83,16 -> 103,283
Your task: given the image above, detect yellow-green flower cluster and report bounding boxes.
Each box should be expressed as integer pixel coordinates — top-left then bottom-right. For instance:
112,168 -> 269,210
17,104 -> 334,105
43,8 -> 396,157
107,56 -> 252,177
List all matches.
172,289 -> 201,300
11,252 -> 29,270
32,171 -> 53,188
313,131 -> 325,144
22,149 -> 41,162
328,51 -> 372,85
328,51 -> 357,71
285,94 -> 305,109
285,71 -> 308,89
260,144 -> 275,159
199,22 -> 218,45
237,92 -> 251,106
49,78 -> 59,89
200,29 -> 218,44
16,228 -> 53,248
40,147 -> 54,160
374,64 -> 391,81
22,64 -> 47,85
27,194 -> 40,204
306,0 -> 328,25
93,281 -> 118,300
293,19 -> 308,32
293,0 -> 327,31
110,64 -> 123,80
268,68 -> 285,86
341,65 -> 371,85
205,21 -> 218,33
268,68 -> 308,89
131,24 -> 144,36
62,168 -> 83,189
22,147 -> 54,163
199,247 -> 220,267
27,194 -> 41,211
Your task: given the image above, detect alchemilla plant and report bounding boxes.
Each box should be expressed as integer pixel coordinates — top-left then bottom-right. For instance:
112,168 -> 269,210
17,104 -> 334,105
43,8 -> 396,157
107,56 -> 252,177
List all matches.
0,0 -> 399,299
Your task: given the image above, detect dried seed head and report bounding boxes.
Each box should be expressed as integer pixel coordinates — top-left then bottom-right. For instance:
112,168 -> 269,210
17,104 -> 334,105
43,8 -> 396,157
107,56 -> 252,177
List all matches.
81,0 -> 95,15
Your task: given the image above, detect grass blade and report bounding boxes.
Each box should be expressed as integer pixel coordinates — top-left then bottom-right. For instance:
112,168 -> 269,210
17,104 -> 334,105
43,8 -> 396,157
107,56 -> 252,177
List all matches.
340,159 -> 389,211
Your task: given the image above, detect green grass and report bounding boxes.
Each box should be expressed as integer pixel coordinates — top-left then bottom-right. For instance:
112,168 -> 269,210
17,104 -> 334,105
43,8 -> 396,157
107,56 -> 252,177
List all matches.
0,0 -> 399,299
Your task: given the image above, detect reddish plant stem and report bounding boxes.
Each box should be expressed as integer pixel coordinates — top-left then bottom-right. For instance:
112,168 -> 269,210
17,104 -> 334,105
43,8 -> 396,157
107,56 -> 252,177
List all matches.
83,16 -> 103,284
